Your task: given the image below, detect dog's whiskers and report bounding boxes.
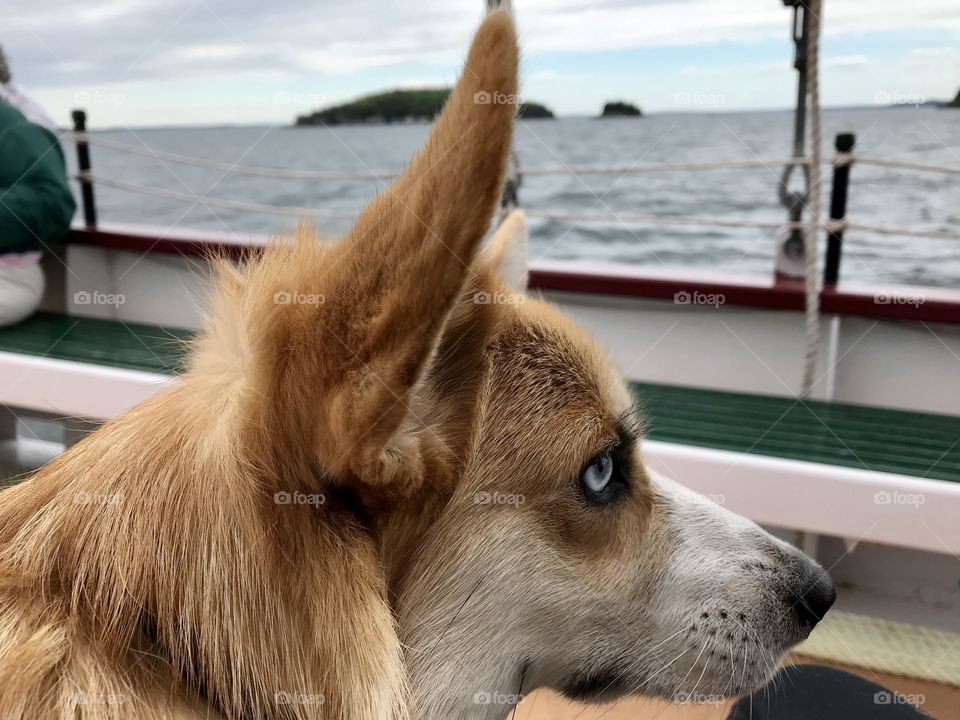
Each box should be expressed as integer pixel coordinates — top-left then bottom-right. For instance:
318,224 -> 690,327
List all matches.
671,636 -> 710,702
569,627 -> 687,720
687,637 -> 713,702
738,638 -> 750,698
616,643 -> 692,707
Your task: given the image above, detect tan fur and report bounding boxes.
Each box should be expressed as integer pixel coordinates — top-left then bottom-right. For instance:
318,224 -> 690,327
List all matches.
0,7 -> 831,719
0,9 -> 516,720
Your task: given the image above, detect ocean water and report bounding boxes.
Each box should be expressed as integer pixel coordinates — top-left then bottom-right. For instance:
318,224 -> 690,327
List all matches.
71,108 -> 960,287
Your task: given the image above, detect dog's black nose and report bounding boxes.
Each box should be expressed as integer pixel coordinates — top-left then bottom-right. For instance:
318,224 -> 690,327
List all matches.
791,569 -> 837,629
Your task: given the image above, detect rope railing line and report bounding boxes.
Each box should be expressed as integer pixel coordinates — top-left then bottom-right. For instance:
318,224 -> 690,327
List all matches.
527,208 -> 796,231
78,174 -> 359,219
77,172 -> 960,242
831,152 -> 854,168
69,134 -> 809,179
841,222 -> 960,242
71,133 -> 809,176
70,135 -> 401,181
516,159 -> 811,175
853,156 -> 960,177
534,212 -> 960,241
522,211 -> 960,241
800,0 -> 824,397
69,133 -> 960,179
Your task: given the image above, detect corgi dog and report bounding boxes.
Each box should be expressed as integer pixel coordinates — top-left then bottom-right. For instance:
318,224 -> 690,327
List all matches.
0,4 -> 834,719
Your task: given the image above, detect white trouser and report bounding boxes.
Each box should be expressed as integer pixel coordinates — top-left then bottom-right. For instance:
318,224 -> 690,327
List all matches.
0,257 -> 45,327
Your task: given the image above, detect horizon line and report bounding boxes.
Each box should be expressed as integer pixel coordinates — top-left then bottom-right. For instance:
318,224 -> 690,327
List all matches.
69,102 -> 952,132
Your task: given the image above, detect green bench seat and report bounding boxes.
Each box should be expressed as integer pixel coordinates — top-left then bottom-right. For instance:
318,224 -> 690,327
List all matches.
634,383 -> 960,483
2,313 -> 958,483
0,312 -> 191,375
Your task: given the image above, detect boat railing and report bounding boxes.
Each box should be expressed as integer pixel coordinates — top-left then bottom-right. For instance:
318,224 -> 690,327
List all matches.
64,117 -> 960,275
61,111 -> 960,395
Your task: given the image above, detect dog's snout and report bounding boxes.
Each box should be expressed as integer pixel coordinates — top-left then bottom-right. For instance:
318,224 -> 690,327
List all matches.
790,566 -> 836,630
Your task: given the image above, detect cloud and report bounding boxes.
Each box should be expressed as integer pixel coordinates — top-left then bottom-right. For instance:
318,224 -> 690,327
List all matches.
823,55 -> 868,69
528,70 -> 561,82
2,0 -> 957,125
908,47 -> 960,59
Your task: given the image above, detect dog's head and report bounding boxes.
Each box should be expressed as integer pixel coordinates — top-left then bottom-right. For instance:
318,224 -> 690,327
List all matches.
300,7 -> 834,716
384,291 -> 836,712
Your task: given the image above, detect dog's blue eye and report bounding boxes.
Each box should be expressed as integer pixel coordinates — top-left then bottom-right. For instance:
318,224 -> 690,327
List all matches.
581,451 -> 614,495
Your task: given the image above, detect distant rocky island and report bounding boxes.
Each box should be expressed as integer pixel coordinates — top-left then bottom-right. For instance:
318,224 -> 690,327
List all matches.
517,101 -> 554,119
295,88 -> 554,126
946,89 -> 960,108
600,101 -> 642,118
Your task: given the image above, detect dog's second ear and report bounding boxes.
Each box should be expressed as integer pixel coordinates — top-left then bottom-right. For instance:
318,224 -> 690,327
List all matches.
315,9 -> 519,491
484,209 -> 529,291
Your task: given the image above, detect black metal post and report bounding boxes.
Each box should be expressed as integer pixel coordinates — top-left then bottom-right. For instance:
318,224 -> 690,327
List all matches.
823,132 -> 855,286
776,0 -> 811,279
71,109 -> 97,228
786,1 -> 810,167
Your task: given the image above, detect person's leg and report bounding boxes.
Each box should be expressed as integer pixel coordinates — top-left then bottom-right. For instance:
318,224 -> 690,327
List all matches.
0,259 -> 45,327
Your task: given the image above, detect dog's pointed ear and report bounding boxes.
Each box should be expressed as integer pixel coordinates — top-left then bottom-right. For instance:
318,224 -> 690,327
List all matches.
484,209 -> 529,290
318,8 -> 518,491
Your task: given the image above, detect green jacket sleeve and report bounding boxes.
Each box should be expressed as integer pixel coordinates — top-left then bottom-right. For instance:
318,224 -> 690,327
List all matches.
0,104 -> 77,254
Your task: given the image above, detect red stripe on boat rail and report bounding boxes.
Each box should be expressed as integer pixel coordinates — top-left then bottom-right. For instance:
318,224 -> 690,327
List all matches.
65,225 -> 960,325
